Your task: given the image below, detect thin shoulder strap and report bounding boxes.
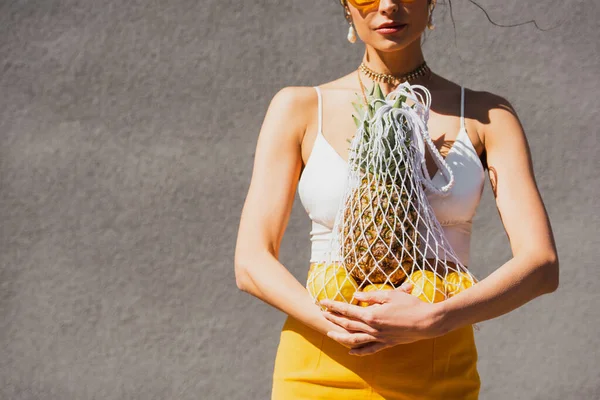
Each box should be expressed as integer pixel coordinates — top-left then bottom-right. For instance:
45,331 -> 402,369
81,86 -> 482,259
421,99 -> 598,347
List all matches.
460,85 -> 465,131
313,86 -> 322,134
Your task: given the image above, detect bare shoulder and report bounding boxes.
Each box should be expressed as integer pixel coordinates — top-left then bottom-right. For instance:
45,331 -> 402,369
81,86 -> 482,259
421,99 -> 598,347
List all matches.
262,86 -> 319,145
271,85 -> 318,107
464,88 -> 523,147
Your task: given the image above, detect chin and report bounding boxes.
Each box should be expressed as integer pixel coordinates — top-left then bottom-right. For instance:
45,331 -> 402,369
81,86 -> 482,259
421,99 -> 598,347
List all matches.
368,31 -> 420,51
370,38 -> 412,52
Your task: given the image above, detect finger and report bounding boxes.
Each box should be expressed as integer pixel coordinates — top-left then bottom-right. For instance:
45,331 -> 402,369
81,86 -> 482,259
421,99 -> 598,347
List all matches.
322,310 -> 379,335
352,290 -> 392,305
318,299 -> 371,323
348,341 -> 390,356
397,281 -> 413,293
327,331 -> 379,349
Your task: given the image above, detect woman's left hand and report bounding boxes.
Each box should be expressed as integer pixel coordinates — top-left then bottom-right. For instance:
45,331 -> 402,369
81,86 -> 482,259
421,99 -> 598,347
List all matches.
318,282 -> 446,356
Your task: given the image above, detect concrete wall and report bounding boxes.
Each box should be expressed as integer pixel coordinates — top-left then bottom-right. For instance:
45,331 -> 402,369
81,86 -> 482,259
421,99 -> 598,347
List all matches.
1,0 -> 597,398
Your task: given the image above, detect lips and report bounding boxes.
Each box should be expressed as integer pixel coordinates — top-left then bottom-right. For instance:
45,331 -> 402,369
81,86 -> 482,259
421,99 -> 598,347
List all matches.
376,22 -> 406,30
375,24 -> 407,34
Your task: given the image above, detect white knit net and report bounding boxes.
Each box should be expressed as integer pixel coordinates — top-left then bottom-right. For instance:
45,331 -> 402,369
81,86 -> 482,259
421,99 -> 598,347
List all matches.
306,82 -> 479,310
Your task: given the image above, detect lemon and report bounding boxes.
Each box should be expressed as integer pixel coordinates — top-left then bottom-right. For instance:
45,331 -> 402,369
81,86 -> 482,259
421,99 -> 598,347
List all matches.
307,262 -> 359,308
358,283 -> 394,307
407,270 -> 446,303
445,271 -> 475,298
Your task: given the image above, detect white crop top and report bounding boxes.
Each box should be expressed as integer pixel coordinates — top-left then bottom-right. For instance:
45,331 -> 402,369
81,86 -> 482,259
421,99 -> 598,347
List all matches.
298,85 -> 485,266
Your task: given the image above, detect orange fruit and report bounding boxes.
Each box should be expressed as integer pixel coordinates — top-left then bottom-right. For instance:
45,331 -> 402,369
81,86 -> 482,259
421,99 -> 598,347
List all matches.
358,283 -> 394,307
444,271 -> 475,298
307,262 -> 359,309
407,270 -> 446,303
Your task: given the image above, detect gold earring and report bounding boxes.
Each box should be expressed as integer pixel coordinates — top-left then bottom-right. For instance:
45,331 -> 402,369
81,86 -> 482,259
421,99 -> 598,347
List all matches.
427,15 -> 435,30
427,3 -> 436,30
347,23 -> 357,43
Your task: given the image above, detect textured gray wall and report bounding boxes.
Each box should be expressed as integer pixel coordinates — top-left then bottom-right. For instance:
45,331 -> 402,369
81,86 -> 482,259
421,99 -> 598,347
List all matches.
0,0 -> 598,399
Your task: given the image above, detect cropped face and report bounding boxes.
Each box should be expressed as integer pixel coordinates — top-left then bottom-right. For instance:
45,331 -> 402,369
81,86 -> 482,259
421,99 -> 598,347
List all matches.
344,0 -> 433,50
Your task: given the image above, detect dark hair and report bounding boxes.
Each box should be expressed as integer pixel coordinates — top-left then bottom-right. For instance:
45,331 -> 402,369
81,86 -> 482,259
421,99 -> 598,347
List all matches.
442,0 -> 560,45
337,0 -> 561,36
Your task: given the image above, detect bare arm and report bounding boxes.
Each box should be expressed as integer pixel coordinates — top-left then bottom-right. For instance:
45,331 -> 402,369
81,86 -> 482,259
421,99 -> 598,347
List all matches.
234,87 -> 349,337
435,94 -> 560,333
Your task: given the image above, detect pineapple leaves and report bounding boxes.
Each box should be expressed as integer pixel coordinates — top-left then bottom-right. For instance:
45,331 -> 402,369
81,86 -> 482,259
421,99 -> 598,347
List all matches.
368,81 -> 376,96
352,93 -> 369,126
349,82 -> 421,176
392,95 -> 406,108
373,82 -> 384,99
372,82 -> 387,113
351,98 -> 366,120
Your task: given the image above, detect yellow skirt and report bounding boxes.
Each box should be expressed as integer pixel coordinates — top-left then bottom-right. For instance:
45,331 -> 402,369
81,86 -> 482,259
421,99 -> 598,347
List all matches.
271,315 -> 480,399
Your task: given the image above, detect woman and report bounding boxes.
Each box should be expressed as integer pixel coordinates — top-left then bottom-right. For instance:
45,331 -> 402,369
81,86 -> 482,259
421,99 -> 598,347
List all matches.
234,0 -> 559,398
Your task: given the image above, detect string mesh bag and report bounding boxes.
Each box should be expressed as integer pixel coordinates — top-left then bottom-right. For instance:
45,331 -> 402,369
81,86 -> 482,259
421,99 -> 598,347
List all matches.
306,81 -> 479,313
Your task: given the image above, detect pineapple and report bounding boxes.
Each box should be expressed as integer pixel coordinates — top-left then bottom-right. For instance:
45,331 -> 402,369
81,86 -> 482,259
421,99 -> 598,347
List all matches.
341,82 -> 421,286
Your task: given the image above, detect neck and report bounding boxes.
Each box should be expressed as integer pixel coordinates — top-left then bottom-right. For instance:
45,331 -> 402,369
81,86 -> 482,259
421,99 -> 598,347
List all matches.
360,40 -> 429,93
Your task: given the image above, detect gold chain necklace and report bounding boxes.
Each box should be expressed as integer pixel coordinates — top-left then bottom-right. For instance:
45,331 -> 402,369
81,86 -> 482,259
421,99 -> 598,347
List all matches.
360,61 -> 431,85
357,61 -> 431,107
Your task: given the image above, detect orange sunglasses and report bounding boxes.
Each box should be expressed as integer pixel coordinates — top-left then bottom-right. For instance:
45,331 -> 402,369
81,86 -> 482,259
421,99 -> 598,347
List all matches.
342,0 -> 419,11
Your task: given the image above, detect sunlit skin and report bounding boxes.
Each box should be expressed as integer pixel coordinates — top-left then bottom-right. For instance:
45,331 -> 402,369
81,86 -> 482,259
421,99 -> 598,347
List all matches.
234,0 -> 559,357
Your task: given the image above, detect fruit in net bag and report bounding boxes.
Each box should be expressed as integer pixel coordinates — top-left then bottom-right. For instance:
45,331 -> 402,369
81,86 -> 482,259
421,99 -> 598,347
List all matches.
305,81 -> 480,310
444,271 -> 475,298
407,270 -> 446,303
307,262 -> 359,310
342,83 -> 420,287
